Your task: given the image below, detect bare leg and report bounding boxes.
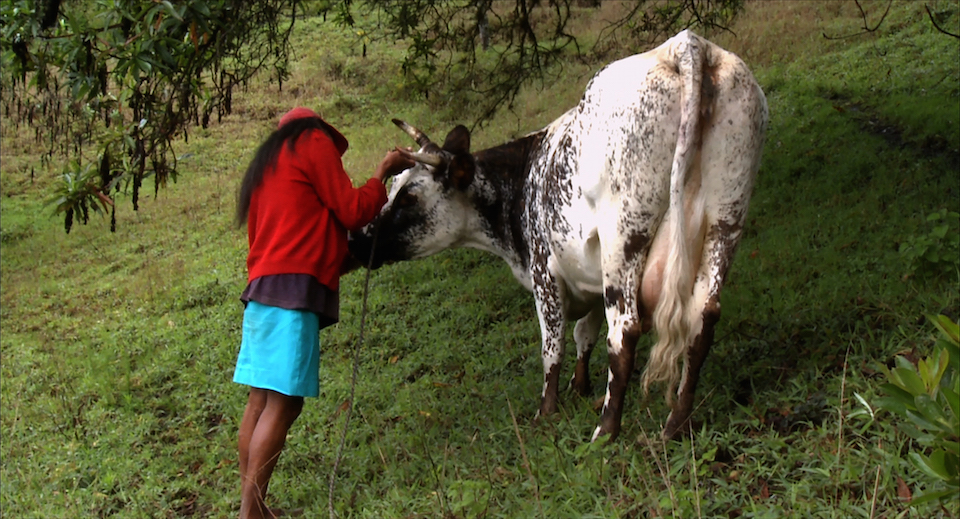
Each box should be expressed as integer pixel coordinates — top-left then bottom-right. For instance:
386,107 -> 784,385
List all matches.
239,389 -> 304,519
239,388 -> 268,485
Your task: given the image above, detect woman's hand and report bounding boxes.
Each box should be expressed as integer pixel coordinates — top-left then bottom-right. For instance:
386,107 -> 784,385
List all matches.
373,147 -> 416,183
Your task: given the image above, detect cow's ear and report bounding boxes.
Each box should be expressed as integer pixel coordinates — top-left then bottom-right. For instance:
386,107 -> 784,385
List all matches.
442,125 -> 471,155
447,155 -> 475,191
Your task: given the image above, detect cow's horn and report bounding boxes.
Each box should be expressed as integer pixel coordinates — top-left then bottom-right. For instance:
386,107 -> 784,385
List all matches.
392,118 -> 432,148
407,151 -> 444,167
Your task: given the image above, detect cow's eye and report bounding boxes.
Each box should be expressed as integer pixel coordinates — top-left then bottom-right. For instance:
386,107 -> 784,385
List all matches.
396,192 -> 417,208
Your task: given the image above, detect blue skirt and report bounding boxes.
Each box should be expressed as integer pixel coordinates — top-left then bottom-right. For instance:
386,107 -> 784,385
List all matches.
233,301 -> 320,398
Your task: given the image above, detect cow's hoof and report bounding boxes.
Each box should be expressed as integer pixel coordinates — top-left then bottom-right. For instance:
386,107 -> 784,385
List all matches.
538,390 -> 560,418
590,425 -> 619,443
533,409 -> 561,424
569,376 -> 591,397
536,403 -> 558,420
662,413 -> 691,441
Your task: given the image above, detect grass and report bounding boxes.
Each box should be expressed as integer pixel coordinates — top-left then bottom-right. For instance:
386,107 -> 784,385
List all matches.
2,0 -> 959,517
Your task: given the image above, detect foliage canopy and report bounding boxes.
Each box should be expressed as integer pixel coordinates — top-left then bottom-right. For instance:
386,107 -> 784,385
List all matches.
2,0 -> 300,232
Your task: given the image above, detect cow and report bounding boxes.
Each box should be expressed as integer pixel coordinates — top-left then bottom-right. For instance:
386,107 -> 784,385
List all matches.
349,30 -> 768,441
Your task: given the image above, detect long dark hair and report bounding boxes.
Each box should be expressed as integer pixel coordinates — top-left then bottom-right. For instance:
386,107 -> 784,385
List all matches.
235,116 -> 333,226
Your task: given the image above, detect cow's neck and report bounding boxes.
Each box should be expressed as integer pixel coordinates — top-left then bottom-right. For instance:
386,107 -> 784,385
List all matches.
460,131 -> 546,279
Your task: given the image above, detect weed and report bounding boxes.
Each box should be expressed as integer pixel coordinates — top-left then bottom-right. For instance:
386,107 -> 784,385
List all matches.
899,210 -> 960,279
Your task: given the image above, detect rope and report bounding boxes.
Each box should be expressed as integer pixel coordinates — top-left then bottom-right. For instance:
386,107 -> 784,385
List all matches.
328,224 -> 380,519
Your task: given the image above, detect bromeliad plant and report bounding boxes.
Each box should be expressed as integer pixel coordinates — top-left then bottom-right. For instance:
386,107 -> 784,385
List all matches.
876,315 -> 960,505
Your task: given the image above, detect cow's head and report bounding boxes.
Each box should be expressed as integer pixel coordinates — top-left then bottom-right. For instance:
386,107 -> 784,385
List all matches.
348,119 -> 477,269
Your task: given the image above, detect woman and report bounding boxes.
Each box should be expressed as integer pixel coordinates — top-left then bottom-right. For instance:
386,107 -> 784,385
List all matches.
233,107 -> 413,518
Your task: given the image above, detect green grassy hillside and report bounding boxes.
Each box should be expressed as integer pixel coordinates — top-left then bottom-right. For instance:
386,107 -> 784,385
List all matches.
2,1 -> 958,517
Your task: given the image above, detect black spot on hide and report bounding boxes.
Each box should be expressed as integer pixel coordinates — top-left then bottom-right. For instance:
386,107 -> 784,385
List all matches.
604,286 -> 625,312
623,232 -> 650,263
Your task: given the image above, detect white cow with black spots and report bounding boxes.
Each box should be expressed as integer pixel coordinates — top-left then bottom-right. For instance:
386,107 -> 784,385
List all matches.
349,30 -> 768,440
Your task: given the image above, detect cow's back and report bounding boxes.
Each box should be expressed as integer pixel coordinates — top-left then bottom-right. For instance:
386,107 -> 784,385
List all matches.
553,31 -> 764,213
539,49 -> 684,207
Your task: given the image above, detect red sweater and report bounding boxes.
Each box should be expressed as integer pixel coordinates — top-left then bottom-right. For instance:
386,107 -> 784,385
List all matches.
246,129 -> 387,290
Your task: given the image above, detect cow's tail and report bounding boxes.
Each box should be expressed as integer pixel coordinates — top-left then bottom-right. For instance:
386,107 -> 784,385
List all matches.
642,31 -> 707,402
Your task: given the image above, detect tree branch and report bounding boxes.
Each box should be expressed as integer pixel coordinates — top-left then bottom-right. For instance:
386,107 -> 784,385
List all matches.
823,0 -> 892,40
925,4 -> 960,39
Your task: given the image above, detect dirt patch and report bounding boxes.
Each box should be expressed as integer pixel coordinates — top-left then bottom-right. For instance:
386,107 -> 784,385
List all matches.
824,91 -> 960,169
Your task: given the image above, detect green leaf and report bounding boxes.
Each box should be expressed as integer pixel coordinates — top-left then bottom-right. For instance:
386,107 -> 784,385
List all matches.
72,80 -> 91,100
945,342 -> 960,374
935,347 -> 950,385
927,450 -> 954,480
136,57 -> 152,74
853,392 -> 875,419
918,356 -> 934,388
944,440 -> 960,458
700,446 -> 718,464
943,385 -> 960,423
658,495 -> 673,510
46,195 -> 68,210
914,394 -> 950,432
946,448 -> 960,476
893,366 -> 927,396
156,42 -> 176,66
898,421 -> 936,443
160,1 -> 184,21
909,488 -> 960,507
909,451 -> 949,482
191,1 -> 213,18
905,409 -> 942,435
874,395 -> 910,416
932,315 -> 960,346
881,363 -> 911,395
895,355 -> 916,372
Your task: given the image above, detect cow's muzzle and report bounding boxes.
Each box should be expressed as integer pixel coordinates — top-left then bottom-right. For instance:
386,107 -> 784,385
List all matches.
347,231 -> 385,270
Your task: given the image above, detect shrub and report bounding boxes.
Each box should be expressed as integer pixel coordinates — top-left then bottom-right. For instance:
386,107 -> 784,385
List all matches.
899,210 -> 960,278
876,315 -> 960,505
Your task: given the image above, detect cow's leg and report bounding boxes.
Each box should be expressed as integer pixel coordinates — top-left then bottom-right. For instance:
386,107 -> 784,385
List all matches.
532,255 -> 568,418
662,294 -> 719,440
592,283 -> 643,441
570,303 -> 604,396
661,218 -> 744,440
591,232 -> 651,441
